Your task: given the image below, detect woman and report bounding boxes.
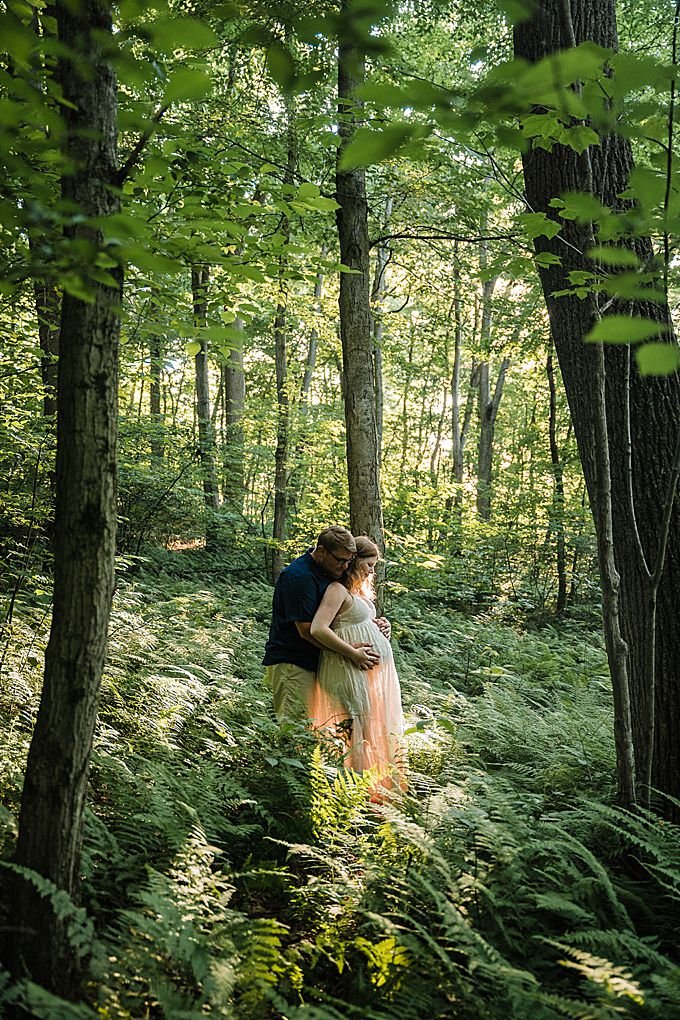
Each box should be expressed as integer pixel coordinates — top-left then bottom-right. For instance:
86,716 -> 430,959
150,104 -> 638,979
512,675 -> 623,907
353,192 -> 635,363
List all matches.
309,536 -> 406,793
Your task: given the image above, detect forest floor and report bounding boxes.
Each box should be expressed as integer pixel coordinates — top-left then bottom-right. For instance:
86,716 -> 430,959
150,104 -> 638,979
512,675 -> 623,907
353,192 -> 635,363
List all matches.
2,549 -> 680,1019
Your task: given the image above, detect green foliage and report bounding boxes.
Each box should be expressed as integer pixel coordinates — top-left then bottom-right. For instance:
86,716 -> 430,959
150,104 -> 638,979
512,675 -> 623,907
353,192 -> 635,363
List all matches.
3,558 -> 680,1017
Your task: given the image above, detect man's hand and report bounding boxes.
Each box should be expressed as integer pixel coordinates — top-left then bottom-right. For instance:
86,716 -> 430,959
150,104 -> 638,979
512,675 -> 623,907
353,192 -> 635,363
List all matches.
374,616 -> 391,639
350,641 -> 380,670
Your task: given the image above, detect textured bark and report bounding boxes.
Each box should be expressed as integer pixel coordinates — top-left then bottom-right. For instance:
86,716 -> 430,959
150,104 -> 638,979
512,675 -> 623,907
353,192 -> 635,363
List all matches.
515,0 -> 680,809
336,6 -> 384,549
7,0 -> 121,996
547,350 -> 568,615
191,265 -> 220,548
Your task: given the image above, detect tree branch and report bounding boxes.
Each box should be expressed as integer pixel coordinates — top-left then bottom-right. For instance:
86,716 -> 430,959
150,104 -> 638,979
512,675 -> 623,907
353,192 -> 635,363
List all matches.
370,231 -> 519,247
114,104 -> 169,187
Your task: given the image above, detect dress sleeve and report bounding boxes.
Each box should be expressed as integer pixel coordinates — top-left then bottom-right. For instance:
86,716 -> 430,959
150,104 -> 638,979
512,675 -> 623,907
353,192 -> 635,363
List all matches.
278,572 -> 319,624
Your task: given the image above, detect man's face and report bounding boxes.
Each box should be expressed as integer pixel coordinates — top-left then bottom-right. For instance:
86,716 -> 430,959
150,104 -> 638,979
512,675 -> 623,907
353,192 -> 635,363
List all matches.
319,545 -> 355,579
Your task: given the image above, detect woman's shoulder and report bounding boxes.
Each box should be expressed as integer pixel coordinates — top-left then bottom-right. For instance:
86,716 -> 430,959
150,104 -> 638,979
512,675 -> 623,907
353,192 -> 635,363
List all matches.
322,581 -> 352,603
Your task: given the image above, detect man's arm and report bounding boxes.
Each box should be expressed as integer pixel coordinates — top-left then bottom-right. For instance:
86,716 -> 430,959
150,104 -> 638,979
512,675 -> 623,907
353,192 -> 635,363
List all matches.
295,621 -> 325,649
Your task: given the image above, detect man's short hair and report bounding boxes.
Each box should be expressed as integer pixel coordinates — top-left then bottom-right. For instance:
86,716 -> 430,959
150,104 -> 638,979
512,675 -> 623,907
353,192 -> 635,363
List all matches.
316,525 -> 356,555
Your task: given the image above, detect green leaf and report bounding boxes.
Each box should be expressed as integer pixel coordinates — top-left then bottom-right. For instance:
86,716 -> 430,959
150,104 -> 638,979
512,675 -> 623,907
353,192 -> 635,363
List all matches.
186,341 -> 202,356
150,17 -> 219,52
636,343 -> 680,376
562,124 -> 600,154
338,123 -> 415,171
305,195 -> 341,212
228,263 -> 265,283
520,212 -> 561,240
584,315 -> 664,344
609,52 -> 671,96
495,0 -> 535,23
296,182 -> 320,200
356,81 -> 411,106
163,67 -> 212,104
599,273 -> 666,302
202,325 -> 244,343
625,167 -> 666,211
127,247 -> 183,275
587,246 -> 640,267
266,41 -> 296,91
559,191 -> 610,224
535,251 -> 562,267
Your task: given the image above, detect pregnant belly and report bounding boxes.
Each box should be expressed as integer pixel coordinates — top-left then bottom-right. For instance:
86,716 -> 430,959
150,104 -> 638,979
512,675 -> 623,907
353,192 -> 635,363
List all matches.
336,624 -> 391,659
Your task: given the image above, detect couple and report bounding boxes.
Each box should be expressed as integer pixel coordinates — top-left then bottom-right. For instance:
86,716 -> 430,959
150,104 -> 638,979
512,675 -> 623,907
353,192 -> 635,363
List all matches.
263,526 -> 406,790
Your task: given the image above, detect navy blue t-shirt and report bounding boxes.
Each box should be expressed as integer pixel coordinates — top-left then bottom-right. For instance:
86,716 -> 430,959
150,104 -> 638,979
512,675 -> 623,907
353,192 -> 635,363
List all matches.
262,551 -> 335,672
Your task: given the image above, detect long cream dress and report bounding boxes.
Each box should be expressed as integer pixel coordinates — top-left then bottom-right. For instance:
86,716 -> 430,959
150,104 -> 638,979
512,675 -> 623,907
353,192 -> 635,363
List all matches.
311,594 -> 406,793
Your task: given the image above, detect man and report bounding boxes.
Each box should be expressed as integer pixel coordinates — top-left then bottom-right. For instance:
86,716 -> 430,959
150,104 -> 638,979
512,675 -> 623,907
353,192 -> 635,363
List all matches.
263,526 -> 380,723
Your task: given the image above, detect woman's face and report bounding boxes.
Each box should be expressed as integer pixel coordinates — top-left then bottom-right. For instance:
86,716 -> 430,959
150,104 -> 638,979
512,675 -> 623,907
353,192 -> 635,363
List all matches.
358,554 -> 378,577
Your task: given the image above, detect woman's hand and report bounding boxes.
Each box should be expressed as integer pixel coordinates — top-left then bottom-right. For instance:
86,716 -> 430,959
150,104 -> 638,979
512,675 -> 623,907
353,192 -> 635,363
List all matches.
350,642 -> 381,670
374,616 -> 391,639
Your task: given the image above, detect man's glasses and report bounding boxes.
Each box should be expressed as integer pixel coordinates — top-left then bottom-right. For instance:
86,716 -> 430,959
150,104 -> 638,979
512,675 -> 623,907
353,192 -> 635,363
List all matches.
325,548 -> 355,566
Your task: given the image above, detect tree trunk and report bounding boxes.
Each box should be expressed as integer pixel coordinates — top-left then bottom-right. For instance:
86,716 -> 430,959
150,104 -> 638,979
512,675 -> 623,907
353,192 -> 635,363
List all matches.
547,349 -> 568,615
514,0 -> 680,808
336,3 -> 384,549
149,333 -> 164,461
288,262 -> 326,519
399,337 -> 415,481
449,258 -> 477,545
271,85 -> 296,582
476,353 -> 509,521
191,265 -> 220,548
372,196 -> 393,469
33,278 -> 61,420
272,296 -> 289,581
301,267 -> 324,401
222,320 -> 245,518
6,0 -> 121,997
475,223 -> 507,521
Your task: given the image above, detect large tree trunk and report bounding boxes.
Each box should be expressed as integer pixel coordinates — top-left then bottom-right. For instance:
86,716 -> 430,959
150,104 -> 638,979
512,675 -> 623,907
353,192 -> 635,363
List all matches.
336,3 -> 384,549
191,265 -> 220,549
515,0 -> 680,809
6,0 -> 121,997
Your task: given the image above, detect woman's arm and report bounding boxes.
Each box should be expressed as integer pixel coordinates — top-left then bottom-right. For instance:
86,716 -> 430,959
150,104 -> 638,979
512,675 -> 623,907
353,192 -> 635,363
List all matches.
311,584 -> 380,669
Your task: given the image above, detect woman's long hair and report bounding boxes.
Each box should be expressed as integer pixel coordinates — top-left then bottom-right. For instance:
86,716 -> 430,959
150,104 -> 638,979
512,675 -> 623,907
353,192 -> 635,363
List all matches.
344,536 -> 380,597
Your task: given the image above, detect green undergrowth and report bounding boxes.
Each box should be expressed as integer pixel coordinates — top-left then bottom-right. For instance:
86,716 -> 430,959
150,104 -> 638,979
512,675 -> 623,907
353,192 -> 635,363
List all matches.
1,552 -> 680,1018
